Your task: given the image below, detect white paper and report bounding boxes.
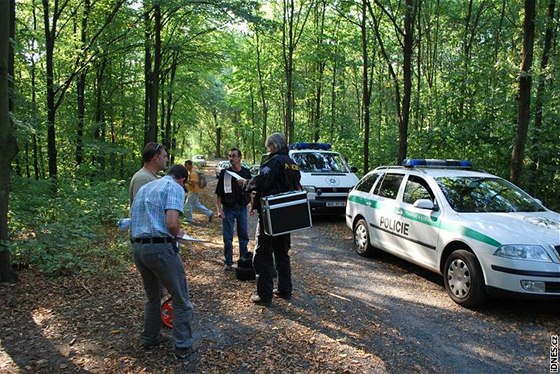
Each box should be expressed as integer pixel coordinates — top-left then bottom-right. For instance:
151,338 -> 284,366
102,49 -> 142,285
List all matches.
224,172 -> 233,193
176,234 -> 205,242
226,170 -> 244,180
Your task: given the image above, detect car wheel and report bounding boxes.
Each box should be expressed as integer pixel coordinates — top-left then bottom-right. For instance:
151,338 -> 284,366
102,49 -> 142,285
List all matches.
353,218 -> 375,257
443,250 -> 487,307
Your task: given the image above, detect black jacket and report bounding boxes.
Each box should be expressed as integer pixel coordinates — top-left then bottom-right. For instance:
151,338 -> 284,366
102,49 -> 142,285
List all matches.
215,166 -> 252,207
243,148 -> 301,211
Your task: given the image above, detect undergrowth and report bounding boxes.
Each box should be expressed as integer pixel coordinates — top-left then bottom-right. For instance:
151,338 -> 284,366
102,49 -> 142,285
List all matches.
8,176 -> 131,277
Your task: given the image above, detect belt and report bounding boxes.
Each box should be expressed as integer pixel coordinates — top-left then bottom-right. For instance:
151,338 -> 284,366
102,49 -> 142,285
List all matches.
131,237 -> 176,244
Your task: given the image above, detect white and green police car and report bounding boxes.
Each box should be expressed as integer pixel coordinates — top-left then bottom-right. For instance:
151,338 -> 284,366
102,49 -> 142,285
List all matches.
345,159 -> 560,307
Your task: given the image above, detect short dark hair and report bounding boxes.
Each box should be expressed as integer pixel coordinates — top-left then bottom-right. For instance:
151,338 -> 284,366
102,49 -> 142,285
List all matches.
184,160 -> 193,166
230,147 -> 242,158
167,164 -> 188,179
142,142 -> 166,163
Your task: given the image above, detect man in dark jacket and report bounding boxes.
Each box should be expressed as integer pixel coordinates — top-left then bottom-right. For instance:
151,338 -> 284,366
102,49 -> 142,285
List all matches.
237,133 -> 301,305
215,147 -> 252,271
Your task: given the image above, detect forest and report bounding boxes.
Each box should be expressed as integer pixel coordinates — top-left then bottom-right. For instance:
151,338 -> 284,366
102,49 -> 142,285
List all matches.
0,0 -> 559,281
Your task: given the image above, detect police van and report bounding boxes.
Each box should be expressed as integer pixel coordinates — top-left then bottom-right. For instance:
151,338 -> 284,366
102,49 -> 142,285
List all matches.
346,159 -> 560,307
286,143 -> 359,214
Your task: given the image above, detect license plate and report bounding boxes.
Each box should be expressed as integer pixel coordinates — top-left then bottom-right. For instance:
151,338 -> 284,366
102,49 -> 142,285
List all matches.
326,201 -> 346,207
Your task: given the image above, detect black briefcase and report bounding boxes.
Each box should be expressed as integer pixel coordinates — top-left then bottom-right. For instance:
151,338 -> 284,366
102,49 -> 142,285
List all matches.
261,191 -> 312,236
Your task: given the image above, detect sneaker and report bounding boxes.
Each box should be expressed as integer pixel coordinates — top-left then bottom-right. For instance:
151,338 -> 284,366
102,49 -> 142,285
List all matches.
173,346 -> 196,360
223,264 -> 234,272
273,289 -> 291,301
141,334 -> 172,349
251,294 -> 271,306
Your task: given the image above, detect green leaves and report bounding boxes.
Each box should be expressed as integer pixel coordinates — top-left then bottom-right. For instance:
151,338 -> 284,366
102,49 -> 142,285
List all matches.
9,176 -> 130,276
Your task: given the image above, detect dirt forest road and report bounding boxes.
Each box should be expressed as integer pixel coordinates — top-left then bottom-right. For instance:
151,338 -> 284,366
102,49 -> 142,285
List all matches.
291,216 -> 559,373
0,162 -> 558,373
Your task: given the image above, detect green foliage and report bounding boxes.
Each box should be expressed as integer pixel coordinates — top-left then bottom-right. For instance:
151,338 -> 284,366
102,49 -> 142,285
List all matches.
9,176 -> 131,277
7,0 -> 560,228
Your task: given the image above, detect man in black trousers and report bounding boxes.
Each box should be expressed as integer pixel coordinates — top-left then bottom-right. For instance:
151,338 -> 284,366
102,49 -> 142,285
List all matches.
237,133 -> 301,306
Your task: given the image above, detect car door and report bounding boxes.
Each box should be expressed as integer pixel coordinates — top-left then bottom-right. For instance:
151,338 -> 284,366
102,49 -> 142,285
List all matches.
369,172 -> 406,254
396,174 -> 441,270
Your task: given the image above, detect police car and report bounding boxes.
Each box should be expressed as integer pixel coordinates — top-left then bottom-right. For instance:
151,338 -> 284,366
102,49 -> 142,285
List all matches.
288,143 -> 359,214
345,159 -> 560,307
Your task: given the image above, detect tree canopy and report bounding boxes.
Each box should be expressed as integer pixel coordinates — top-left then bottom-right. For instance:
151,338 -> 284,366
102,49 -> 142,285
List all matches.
1,0 -> 559,277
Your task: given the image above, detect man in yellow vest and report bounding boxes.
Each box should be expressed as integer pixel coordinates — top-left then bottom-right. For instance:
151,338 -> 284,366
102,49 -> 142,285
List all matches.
184,160 -> 214,224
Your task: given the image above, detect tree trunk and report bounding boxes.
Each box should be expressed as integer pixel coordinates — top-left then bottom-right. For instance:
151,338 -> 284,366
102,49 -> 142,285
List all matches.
398,0 -> 414,164
282,0 -> 312,143
255,28 -> 268,149
511,0 -> 536,184
215,110 -> 221,158
32,0 -> 40,180
75,0 -> 90,168
0,0 -> 19,283
528,0 -> 556,194
143,5 -> 152,145
93,58 -> 106,173
146,4 -> 161,144
312,1 -> 326,142
43,0 -> 58,182
361,0 -> 371,174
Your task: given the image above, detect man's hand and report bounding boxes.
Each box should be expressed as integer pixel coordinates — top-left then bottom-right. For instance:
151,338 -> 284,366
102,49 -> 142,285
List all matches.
176,228 -> 186,238
236,178 -> 246,187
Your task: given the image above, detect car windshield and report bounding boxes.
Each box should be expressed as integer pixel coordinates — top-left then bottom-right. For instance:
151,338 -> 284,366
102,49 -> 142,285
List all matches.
291,152 -> 350,173
436,176 -> 545,213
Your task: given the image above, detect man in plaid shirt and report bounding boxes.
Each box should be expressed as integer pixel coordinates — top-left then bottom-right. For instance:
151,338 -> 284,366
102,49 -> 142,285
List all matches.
130,164 -> 196,360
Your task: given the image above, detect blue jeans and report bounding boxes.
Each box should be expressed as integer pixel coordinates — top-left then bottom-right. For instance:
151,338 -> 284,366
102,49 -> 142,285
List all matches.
222,204 -> 249,266
253,220 -> 292,302
185,192 -> 213,222
132,242 -> 194,349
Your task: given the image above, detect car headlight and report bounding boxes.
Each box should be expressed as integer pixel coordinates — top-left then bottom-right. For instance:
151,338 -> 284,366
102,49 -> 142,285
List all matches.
302,185 -> 315,193
493,245 -> 552,262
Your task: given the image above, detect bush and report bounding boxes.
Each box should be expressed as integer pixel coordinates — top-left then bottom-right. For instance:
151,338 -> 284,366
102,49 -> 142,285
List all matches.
9,176 -> 131,276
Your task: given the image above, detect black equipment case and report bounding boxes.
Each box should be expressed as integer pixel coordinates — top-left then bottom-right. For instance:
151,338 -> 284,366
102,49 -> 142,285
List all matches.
260,191 -> 312,236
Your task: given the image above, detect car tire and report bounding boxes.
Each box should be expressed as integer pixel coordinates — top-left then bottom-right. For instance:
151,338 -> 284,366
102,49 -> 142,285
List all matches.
443,250 -> 487,307
353,218 -> 375,257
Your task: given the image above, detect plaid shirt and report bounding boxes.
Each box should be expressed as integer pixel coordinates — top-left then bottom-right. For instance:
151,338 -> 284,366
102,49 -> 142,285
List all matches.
130,175 -> 185,239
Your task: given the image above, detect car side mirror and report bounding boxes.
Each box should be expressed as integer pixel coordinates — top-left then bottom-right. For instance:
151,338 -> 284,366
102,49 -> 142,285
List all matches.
413,199 -> 438,211
350,166 -> 358,173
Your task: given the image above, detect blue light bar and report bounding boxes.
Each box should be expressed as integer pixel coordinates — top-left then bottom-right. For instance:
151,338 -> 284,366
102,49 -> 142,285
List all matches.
402,159 -> 472,169
289,142 -> 331,150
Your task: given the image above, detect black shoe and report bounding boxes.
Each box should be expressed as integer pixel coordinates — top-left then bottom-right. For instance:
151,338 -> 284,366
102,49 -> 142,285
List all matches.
141,334 -> 172,349
273,289 -> 291,301
223,264 -> 234,272
251,294 -> 271,306
173,346 -> 196,360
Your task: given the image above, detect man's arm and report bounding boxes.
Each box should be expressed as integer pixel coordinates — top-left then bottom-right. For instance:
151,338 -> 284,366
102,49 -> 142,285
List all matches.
166,209 -> 184,237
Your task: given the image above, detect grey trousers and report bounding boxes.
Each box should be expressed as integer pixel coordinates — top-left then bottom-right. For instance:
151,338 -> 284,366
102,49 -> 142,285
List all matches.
132,242 -> 194,348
